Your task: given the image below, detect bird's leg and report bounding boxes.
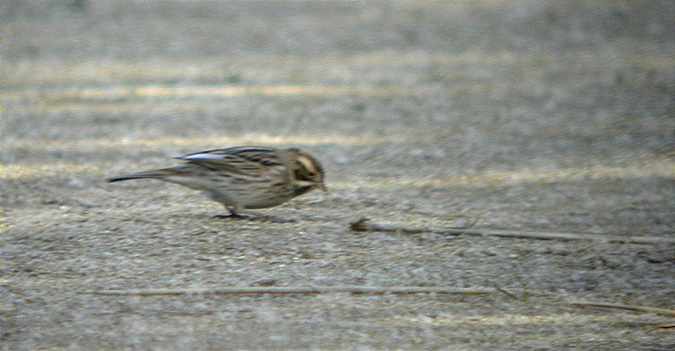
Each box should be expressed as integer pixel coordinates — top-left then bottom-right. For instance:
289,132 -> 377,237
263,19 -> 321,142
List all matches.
212,205 -> 253,220
227,206 -> 248,218
212,204 -> 296,223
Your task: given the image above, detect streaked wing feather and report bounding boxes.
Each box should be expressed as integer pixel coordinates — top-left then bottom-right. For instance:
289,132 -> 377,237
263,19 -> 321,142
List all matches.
175,146 -> 283,177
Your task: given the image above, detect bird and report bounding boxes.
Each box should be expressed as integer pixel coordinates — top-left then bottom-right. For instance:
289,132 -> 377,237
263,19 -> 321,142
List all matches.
107,146 -> 326,219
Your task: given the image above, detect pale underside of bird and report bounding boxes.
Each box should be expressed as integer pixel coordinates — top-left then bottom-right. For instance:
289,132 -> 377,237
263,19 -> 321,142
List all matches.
108,146 -> 326,218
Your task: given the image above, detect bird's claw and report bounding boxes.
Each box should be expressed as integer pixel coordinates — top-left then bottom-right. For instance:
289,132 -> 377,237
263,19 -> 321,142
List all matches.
212,214 -> 254,220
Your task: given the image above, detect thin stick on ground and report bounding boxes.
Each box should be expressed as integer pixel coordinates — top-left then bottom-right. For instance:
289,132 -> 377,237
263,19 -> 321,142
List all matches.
350,217 -> 675,244
652,324 -> 675,331
492,284 -> 520,300
570,301 -> 675,318
85,286 -> 496,297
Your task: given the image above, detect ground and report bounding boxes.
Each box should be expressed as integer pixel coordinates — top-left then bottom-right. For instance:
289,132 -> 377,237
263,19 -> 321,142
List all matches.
1,0 -> 674,350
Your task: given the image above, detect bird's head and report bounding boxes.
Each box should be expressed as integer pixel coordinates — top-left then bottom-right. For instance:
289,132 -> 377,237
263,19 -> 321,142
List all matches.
288,148 -> 326,193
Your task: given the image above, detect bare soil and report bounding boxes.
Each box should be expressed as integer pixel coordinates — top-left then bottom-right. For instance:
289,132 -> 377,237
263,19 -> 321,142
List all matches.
1,0 -> 674,350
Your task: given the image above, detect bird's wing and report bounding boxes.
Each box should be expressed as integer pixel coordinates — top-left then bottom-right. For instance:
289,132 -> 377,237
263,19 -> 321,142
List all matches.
175,146 -> 284,177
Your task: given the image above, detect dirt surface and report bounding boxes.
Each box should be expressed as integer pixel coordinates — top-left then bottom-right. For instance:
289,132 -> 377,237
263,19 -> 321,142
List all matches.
1,0 -> 674,349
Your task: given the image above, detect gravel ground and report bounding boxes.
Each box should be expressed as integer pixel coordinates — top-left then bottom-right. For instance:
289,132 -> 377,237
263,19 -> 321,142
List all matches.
1,0 -> 674,350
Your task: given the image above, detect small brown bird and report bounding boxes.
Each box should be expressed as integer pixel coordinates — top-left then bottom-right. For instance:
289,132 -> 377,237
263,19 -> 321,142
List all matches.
108,146 -> 326,218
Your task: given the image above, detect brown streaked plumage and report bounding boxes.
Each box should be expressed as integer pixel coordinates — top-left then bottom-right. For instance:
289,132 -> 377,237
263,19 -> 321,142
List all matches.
108,146 -> 326,217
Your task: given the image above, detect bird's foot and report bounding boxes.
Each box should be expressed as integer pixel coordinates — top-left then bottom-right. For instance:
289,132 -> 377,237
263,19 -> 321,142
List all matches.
212,213 -> 255,221
212,213 -> 295,223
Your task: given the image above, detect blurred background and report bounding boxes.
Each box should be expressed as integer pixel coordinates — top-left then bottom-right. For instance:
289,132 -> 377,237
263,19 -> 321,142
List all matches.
1,0 -> 674,349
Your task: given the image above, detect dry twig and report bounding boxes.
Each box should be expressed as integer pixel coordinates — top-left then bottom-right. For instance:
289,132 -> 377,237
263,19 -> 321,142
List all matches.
652,324 -> 675,331
570,301 -> 675,318
86,286 -> 495,296
350,217 -> 675,244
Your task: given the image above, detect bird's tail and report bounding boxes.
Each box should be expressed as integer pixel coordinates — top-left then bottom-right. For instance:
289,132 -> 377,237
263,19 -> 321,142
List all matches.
107,168 -> 182,183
